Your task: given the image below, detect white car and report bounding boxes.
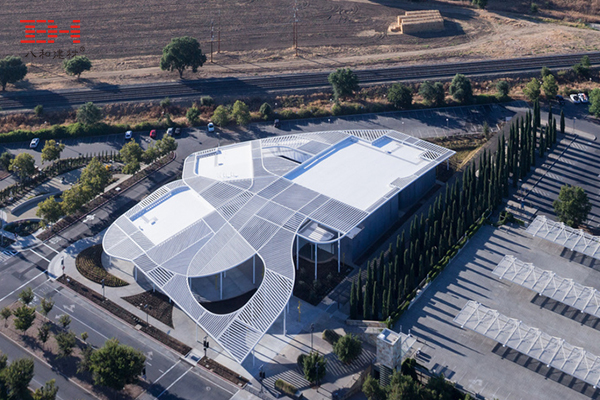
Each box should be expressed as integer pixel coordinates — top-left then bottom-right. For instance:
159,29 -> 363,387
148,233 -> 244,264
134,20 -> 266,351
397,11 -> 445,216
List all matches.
207,122 -> 215,133
29,138 -> 39,148
578,93 -> 589,103
166,127 -> 174,136
125,130 -> 133,140
570,94 -> 581,104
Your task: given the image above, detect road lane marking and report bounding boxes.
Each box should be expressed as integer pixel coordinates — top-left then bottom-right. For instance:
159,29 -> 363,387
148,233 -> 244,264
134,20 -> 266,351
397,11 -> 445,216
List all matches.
41,242 -> 60,254
29,249 -> 51,262
0,271 -> 46,303
38,296 -> 110,341
153,360 -> 181,385
191,368 -> 238,395
156,365 -> 193,399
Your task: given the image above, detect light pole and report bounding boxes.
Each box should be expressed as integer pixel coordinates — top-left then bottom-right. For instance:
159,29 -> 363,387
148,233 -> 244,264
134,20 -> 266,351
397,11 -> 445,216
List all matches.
446,118 -> 449,130
573,116 -> 577,134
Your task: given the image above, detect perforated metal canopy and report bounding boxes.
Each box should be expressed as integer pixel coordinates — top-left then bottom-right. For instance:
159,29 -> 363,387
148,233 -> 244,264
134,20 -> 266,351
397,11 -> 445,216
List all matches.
455,301 -> 600,388
103,130 -> 453,363
493,255 -> 600,318
527,215 -> 600,259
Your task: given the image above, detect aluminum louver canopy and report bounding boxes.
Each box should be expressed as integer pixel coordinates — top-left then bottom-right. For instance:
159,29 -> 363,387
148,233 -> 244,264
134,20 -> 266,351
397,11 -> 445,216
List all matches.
103,130 -> 453,363
527,215 -> 600,259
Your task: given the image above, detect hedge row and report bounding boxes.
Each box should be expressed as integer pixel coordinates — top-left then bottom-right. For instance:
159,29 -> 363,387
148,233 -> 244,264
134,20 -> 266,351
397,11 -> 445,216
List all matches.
322,329 -> 341,346
275,379 -> 298,397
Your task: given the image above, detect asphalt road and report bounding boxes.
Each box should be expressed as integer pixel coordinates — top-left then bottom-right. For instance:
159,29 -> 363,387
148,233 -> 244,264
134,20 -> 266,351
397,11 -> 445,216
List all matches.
0,51 -> 598,112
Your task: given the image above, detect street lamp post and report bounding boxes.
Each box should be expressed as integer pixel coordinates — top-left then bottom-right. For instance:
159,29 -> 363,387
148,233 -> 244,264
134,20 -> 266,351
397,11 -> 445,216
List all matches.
446,118 -> 449,130
573,117 -> 577,134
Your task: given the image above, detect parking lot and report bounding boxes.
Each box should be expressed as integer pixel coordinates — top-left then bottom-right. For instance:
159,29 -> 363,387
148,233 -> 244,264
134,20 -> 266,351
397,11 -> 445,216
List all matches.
397,223 -> 600,400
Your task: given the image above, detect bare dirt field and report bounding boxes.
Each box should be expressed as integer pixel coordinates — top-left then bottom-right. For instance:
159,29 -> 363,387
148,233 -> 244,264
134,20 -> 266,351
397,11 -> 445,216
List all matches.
2,0 -> 600,91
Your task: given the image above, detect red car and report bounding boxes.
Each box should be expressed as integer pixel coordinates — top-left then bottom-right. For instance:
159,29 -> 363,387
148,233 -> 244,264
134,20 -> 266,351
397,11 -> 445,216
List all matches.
149,129 -> 157,139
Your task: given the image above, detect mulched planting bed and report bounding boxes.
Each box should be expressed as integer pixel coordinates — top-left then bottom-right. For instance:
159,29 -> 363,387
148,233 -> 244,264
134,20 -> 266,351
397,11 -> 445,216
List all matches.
4,219 -> 40,236
58,275 -> 192,355
294,258 -> 352,306
0,302 -> 146,400
123,290 -> 174,328
200,356 -> 249,388
76,244 -> 129,287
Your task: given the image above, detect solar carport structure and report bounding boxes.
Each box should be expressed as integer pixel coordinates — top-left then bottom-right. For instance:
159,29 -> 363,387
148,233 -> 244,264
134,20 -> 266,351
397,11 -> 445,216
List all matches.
455,301 -> 600,389
103,130 -> 453,363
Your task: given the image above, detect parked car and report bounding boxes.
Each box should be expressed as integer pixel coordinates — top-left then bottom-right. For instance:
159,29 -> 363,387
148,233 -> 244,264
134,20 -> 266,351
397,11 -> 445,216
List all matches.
207,122 -> 215,133
273,119 -> 281,128
555,95 -> 565,105
125,130 -> 133,140
174,127 -> 181,136
570,94 -> 581,104
578,93 -> 589,103
29,138 -> 39,148
166,127 -> 174,136
149,129 -> 157,139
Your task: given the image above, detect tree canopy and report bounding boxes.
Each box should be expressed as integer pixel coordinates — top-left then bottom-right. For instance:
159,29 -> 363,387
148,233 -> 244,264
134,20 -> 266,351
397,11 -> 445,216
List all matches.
553,184 -> 592,228
76,102 -> 102,125
63,56 -> 92,79
37,196 -> 64,225
79,158 -> 112,195
212,105 -> 230,127
232,100 -> 251,125
0,56 -> 27,91
41,139 -> 65,164
333,334 -> 362,364
12,304 -> 36,333
387,83 -> 413,109
496,80 -> 510,98
328,68 -> 359,100
160,37 -> 207,79
589,88 -> 600,118
88,338 -> 146,391
2,357 -> 34,399
542,74 -> 558,99
449,74 -> 473,104
32,379 -> 58,400
120,141 -> 143,165
419,81 -> 445,106
302,351 -> 326,383
523,78 -> 541,102
0,152 -> 14,171
9,153 -> 36,181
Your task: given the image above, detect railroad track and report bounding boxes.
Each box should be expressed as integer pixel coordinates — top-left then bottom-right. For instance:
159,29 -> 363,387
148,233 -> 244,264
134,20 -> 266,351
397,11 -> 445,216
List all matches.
1,51 -> 598,112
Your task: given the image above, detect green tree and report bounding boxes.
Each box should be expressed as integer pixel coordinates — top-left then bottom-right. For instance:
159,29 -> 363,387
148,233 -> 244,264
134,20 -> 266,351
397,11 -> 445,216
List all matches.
553,185 -> 592,228
143,144 -> 160,164
122,160 -> 140,175
88,338 -> 146,391
32,379 -> 58,400
589,88 -> 600,118
0,307 -> 11,327
333,334 -> 362,364
302,351 -> 326,384
63,55 -> 92,79
59,314 -> 71,330
160,37 -> 207,79
541,66 -> 552,78
41,139 -> 65,164
19,287 -> 34,305
362,375 -> 386,400
388,372 -> 425,400
259,102 -> 273,120
449,74 -> 473,104
10,153 -> 36,181
12,304 -> 35,333
387,83 -> 413,109
55,331 -> 76,358
0,152 -> 13,171
523,78 -> 541,102
472,0 -> 487,8
60,184 -> 92,215
186,106 -> 201,125
160,97 -> 171,109
36,196 -> 64,225
0,56 -> 27,91
76,102 -> 102,125
79,158 -> 112,195
3,358 -> 34,399
573,55 -> 591,79
212,105 -> 230,127
37,323 -> 51,346
120,141 -> 144,165
542,74 -> 558,99
328,68 -> 359,100
419,81 -> 445,106
496,80 -> 510,98
231,100 -> 251,125
34,105 -> 44,117
157,135 -> 178,154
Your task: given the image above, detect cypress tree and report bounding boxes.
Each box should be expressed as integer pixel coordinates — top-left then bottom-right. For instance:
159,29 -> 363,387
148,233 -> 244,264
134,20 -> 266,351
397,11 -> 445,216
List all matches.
388,280 -> 394,313
382,288 -> 388,320
372,281 -> 378,320
560,109 -> 565,135
363,287 -> 370,320
350,280 -> 357,319
552,118 -> 557,145
357,269 -> 363,316
402,276 -> 409,302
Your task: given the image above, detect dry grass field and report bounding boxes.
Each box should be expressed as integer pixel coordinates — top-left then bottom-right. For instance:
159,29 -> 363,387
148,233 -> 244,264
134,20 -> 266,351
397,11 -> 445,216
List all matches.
0,0 -> 600,90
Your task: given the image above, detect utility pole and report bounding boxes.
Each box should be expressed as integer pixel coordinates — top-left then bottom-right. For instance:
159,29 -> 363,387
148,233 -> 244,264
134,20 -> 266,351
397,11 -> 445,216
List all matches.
210,18 -> 214,63
218,9 -> 221,53
293,0 -> 299,57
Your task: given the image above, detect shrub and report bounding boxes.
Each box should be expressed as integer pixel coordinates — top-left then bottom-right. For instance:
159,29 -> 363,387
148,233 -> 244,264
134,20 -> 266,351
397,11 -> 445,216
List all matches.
323,329 -> 341,345
297,354 -> 307,369
259,102 -> 273,120
530,2 -> 538,13
496,81 -> 510,98
332,103 -> 343,116
275,379 -> 298,397
232,100 -> 251,125
200,96 -> 214,106
387,83 -> 413,109
212,105 -> 230,126
186,106 -> 201,125
34,105 -> 43,116
279,109 -> 299,119
160,97 -> 171,108
449,74 -> 473,104
75,244 -> 128,287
